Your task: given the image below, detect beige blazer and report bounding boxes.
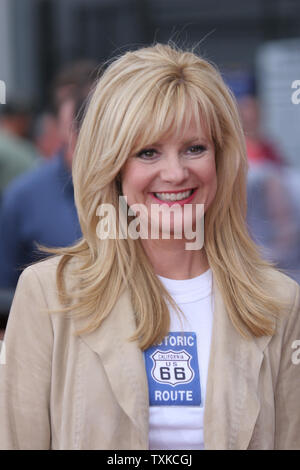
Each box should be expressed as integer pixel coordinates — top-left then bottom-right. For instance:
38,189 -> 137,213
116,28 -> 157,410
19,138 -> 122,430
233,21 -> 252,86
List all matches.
0,256 -> 300,450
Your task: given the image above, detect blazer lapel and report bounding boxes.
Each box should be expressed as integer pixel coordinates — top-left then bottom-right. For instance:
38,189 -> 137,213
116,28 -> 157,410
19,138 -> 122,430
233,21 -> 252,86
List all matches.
204,282 -> 272,449
77,289 -> 149,447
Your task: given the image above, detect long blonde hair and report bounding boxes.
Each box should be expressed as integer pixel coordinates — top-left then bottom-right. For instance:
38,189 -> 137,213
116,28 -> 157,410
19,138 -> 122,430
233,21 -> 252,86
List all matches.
49,43 -> 284,349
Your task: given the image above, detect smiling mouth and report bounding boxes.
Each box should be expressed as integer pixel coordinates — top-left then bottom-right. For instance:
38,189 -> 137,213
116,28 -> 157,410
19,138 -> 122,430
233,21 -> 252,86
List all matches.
153,189 -> 195,202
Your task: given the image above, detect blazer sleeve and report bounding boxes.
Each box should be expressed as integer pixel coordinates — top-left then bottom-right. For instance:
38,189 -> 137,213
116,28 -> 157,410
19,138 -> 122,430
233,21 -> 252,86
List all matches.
274,282 -> 300,450
0,265 -> 53,449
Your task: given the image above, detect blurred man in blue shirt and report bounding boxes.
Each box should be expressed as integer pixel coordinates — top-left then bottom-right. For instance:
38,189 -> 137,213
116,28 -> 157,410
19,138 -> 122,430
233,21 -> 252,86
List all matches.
0,60 -> 97,290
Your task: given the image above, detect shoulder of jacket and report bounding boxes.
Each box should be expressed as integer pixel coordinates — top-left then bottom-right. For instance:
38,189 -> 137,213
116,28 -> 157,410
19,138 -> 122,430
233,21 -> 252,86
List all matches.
20,255 -> 79,302
23,255 -> 62,281
262,269 -> 300,345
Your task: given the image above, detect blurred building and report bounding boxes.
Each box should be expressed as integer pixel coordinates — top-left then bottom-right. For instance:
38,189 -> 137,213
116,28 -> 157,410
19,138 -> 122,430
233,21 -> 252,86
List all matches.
1,0 -> 300,108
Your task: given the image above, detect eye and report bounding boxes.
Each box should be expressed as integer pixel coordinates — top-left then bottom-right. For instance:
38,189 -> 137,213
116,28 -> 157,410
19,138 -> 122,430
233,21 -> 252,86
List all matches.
186,144 -> 207,155
136,148 -> 158,160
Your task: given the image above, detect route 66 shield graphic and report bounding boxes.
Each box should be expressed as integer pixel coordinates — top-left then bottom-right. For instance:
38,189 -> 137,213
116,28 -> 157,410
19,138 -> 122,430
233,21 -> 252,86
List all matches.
151,349 -> 194,386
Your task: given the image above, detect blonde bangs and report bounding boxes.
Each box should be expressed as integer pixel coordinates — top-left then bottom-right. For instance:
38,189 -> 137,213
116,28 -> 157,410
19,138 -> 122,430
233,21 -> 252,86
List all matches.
125,82 -> 221,158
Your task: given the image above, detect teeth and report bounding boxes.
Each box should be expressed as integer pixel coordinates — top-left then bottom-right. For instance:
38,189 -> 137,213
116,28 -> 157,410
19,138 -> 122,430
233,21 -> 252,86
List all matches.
154,190 -> 193,201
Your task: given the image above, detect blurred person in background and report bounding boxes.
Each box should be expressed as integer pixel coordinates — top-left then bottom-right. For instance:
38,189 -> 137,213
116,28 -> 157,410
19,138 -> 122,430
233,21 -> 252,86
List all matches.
51,60 -> 100,115
0,101 -> 38,335
0,102 -> 38,197
31,59 -> 99,161
32,111 -> 62,159
238,94 -> 284,166
236,90 -> 300,283
246,163 -> 300,282
0,60 -> 98,294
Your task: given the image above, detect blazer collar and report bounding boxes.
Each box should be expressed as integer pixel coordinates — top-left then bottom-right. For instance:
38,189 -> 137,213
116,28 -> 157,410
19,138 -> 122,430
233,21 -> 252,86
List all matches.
203,281 -> 272,449
77,282 -> 272,450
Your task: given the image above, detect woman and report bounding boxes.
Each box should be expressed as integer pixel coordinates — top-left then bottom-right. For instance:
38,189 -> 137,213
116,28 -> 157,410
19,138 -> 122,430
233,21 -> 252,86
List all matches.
0,44 -> 299,450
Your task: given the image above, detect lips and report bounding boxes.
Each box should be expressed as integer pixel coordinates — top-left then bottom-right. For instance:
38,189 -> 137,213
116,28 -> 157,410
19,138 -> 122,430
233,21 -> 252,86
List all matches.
150,188 -> 197,205
154,189 -> 193,201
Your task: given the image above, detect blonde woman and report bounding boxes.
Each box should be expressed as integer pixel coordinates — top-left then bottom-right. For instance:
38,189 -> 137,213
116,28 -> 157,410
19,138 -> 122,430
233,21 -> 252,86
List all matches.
0,44 -> 299,450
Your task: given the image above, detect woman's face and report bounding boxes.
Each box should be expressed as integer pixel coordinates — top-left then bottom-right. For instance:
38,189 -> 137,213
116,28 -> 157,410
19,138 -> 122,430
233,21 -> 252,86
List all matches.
121,116 -> 217,239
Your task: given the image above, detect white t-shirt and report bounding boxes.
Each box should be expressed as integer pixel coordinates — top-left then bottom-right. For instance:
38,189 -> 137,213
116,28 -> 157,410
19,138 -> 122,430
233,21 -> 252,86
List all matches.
144,269 -> 213,450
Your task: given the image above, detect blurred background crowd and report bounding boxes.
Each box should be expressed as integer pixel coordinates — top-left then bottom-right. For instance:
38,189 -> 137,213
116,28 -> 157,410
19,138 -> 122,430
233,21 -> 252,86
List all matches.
1,0 -> 300,334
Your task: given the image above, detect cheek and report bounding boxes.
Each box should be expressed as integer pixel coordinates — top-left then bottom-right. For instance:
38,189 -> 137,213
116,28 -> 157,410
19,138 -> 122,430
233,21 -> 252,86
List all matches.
198,158 -> 217,205
204,165 -> 216,183
197,156 -> 217,185
208,165 -> 217,190
208,166 -> 218,205
121,162 -> 151,202
207,163 -> 218,196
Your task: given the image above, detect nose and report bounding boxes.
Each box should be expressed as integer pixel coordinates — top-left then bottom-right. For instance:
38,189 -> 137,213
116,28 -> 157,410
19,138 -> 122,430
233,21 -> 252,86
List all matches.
160,152 -> 189,184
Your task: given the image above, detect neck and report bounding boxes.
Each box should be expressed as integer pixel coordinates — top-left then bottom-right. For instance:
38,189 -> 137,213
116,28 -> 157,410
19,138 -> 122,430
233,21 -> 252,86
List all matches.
141,238 -> 209,280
